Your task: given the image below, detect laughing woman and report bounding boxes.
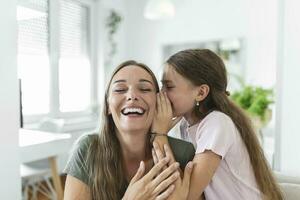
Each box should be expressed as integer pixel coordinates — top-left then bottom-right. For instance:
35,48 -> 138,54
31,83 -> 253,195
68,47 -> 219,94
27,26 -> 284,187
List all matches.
63,60 -> 195,200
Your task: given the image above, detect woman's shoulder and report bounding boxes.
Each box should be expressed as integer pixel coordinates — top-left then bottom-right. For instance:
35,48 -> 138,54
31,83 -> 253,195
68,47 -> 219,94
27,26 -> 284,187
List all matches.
64,134 -> 99,185
73,133 -> 98,149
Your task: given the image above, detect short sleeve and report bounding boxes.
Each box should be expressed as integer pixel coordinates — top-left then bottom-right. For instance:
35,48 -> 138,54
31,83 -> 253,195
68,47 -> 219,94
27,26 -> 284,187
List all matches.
195,113 -> 237,158
64,134 -> 96,185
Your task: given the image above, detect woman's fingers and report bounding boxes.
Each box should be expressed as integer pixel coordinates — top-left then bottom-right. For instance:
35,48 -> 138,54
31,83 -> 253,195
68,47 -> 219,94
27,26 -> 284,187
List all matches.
152,148 -> 159,164
153,142 -> 165,160
163,144 -> 176,164
182,161 -> 194,188
153,142 -> 167,170
129,161 -> 145,185
144,157 -> 169,181
155,184 -> 175,200
151,162 -> 180,190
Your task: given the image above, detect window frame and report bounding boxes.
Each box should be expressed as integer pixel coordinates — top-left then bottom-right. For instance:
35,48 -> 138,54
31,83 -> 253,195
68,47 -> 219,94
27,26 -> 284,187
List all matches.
22,0 -> 98,125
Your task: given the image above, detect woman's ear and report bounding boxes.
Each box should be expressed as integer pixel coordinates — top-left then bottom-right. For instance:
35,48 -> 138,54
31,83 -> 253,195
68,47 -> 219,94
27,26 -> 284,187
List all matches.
196,84 -> 210,102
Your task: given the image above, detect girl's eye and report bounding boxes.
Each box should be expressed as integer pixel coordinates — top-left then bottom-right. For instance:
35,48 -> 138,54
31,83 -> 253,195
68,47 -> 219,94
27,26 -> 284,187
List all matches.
165,86 -> 174,90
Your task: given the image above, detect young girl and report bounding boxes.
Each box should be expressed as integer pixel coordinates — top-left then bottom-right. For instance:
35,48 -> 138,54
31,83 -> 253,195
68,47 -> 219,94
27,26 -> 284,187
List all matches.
151,49 -> 283,200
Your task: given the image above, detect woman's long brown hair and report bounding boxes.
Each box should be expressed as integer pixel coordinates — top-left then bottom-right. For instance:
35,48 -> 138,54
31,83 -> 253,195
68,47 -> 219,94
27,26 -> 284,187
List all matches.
166,49 -> 283,200
85,60 -> 159,200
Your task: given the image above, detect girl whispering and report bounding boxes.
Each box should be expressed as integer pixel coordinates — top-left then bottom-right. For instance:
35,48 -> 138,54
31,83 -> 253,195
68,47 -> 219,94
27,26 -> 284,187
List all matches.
151,49 -> 283,200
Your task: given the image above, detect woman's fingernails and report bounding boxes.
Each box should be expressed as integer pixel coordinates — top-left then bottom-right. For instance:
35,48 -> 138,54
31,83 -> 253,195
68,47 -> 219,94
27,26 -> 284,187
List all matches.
163,144 -> 168,150
170,184 -> 175,191
187,162 -> 193,169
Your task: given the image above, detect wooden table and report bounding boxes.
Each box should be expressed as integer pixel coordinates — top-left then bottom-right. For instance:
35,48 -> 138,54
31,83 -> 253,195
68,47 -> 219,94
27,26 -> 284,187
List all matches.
19,129 -> 72,200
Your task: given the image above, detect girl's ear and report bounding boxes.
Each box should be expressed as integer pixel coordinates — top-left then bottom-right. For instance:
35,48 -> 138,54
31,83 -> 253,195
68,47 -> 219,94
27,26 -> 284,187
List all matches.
196,84 -> 210,102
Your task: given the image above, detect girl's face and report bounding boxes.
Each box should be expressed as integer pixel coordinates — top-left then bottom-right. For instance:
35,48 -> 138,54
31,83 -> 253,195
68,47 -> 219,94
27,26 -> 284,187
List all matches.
108,65 -> 157,134
162,64 -> 199,118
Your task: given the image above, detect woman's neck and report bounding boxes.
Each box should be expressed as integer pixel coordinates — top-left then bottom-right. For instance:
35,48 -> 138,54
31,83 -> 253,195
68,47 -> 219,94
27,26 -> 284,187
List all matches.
117,130 -> 150,160
116,130 -> 152,180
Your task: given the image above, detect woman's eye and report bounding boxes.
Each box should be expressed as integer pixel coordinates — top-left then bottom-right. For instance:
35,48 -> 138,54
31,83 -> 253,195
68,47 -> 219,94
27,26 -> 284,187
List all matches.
140,88 -> 152,92
113,89 -> 126,93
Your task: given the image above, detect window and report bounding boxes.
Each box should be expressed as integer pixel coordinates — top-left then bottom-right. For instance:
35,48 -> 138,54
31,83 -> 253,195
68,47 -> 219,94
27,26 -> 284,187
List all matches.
17,0 -> 50,115
17,0 -> 96,124
59,0 -> 91,112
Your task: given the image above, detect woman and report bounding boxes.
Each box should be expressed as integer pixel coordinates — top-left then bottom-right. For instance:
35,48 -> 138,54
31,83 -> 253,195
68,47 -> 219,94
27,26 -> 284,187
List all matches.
64,60 -> 195,200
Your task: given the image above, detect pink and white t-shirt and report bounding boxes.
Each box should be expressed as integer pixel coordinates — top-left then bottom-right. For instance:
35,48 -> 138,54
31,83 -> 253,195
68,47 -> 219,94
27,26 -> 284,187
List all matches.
180,111 -> 261,200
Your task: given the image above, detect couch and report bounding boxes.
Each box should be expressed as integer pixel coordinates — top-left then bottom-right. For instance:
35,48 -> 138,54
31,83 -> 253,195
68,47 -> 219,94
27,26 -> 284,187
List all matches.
275,171 -> 300,200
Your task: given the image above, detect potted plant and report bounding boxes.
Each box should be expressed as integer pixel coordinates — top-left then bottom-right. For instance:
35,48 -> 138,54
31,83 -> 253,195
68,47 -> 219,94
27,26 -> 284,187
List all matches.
231,86 -> 274,143
105,9 -> 122,69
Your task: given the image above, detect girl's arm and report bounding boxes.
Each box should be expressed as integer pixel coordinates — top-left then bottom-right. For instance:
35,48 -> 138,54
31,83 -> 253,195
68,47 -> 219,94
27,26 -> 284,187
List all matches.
153,138 -> 220,200
152,92 -> 221,199
187,150 -> 221,199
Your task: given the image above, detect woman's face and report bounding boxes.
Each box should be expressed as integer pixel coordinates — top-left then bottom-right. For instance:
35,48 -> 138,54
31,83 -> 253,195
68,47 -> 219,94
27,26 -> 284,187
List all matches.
108,65 -> 157,134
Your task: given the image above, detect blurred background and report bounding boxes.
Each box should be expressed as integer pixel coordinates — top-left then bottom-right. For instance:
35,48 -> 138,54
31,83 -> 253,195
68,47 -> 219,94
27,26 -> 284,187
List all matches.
1,0 -> 300,199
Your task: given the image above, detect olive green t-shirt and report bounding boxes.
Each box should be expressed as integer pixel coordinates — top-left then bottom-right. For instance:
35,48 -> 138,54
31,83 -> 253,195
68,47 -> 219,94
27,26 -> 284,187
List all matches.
64,134 -> 195,190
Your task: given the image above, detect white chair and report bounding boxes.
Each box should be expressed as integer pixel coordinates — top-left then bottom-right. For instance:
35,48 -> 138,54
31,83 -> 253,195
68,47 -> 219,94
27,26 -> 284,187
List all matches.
21,161 -> 56,200
21,118 -> 65,200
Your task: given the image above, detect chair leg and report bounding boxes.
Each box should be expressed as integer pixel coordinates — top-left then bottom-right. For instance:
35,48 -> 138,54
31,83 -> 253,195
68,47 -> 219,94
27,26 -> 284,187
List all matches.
22,183 -> 29,200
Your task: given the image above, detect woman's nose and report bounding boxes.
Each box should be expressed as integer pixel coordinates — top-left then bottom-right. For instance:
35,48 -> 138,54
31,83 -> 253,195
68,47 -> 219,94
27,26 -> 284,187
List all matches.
126,89 -> 139,101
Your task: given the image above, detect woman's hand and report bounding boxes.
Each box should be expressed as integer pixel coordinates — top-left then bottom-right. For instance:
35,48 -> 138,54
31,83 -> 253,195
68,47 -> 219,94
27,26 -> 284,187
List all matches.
152,143 -> 194,200
122,157 -> 180,200
152,92 -> 181,134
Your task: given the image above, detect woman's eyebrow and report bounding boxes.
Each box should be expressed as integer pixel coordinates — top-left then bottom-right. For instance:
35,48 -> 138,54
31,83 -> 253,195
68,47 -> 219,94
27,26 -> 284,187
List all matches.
112,79 -> 126,84
139,79 -> 153,85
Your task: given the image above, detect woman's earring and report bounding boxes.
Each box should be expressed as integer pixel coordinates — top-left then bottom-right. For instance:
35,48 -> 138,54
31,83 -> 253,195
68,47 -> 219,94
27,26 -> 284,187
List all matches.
196,101 -> 200,107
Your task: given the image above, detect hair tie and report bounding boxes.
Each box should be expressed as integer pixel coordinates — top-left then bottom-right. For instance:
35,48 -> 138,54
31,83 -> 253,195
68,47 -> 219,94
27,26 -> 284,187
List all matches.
225,91 -> 230,96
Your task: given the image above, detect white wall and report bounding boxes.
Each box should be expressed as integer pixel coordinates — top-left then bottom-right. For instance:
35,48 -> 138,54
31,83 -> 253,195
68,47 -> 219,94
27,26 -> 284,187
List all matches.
99,0 -> 127,80
276,0 -> 300,175
123,0 -> 278,88
0,0 -> 21,199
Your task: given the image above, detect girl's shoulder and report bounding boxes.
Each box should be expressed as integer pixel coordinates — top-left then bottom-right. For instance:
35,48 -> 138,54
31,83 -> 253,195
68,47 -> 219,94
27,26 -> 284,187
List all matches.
202,111 -> 235,128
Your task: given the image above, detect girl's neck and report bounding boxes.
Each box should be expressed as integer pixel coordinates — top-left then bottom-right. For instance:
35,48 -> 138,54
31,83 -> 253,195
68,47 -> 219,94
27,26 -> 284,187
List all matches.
184,108 -> 214,127
184,112 -> 201,127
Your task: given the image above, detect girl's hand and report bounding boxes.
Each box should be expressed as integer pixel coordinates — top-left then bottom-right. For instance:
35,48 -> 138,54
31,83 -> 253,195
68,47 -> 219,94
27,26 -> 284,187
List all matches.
152,144 -> 194,200
122,157 -> 180,200
152,92 -> 181,134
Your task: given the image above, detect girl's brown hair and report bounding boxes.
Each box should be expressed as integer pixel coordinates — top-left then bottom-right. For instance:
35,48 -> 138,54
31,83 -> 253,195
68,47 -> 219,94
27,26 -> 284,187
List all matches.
85,60 -> 159,200
166,49 -> 283,200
